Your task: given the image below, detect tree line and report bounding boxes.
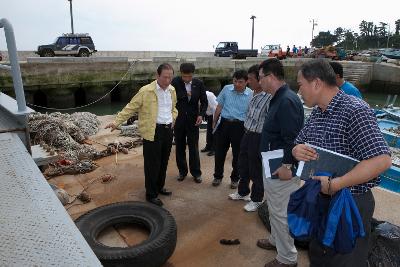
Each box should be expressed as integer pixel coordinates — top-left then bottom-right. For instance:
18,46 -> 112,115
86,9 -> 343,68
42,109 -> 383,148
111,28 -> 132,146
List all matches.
311,19 -> 400,50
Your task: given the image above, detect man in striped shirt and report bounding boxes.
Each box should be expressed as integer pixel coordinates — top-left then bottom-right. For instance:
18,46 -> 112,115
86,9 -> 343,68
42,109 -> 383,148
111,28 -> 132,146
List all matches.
212,70 -> 253,188
228,65 -> 271,212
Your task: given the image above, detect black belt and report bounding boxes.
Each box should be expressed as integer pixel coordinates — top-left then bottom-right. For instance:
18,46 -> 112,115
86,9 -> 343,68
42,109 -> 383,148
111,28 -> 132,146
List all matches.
222,118 -> 243,123
244,129 -> 259,134
156,123 -> 172,128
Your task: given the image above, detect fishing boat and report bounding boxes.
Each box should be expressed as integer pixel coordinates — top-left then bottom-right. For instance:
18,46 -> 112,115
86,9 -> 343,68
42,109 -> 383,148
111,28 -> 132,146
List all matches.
380,147 -> 400,194
382,107 -> 400,121
374,108 -> 387,118
377,119 -> 400,148
381,49 -> 400,60
376,119 -> 400,193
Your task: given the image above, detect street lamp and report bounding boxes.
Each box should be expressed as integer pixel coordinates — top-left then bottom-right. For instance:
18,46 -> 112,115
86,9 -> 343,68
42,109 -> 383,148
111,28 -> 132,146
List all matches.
309,19 -> 318,47
250,15 -> 256,50
68,0 -> 74,34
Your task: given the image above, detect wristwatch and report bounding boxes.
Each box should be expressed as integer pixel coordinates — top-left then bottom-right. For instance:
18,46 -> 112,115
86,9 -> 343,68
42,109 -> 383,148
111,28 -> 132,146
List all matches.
282,164 -> 293,170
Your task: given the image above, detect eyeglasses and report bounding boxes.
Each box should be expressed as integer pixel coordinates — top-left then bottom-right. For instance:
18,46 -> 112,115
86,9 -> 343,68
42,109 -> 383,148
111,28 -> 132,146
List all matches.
259,73 -> 272,80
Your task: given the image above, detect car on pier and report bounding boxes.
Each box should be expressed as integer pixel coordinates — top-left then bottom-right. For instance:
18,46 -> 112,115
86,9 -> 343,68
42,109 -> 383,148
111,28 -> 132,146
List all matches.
36,33 -> 97,57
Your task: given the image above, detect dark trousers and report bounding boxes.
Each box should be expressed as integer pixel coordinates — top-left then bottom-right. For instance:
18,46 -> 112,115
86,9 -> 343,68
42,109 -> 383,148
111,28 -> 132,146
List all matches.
174,121 -> 201,178
309,190 -> 375,267
205,114 -> 214,150
238,131 -> 264,202
214,119 -> 245,182
143,124 -> 173,199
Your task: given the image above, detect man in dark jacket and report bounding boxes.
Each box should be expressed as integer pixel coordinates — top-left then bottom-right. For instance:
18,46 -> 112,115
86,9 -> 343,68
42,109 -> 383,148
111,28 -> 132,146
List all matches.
172,63 -> 208,183
257,58 -> 304,267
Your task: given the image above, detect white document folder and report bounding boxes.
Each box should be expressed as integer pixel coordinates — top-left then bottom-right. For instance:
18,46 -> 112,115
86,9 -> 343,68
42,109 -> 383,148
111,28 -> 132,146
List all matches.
261,149 -> 284,179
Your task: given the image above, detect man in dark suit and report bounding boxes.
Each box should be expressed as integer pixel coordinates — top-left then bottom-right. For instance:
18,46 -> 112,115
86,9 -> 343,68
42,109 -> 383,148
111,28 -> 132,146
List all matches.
172,63 -> 208,183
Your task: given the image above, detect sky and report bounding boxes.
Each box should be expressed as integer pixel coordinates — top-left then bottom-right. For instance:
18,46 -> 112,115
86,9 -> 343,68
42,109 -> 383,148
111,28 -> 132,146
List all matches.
1,0 -> 399,52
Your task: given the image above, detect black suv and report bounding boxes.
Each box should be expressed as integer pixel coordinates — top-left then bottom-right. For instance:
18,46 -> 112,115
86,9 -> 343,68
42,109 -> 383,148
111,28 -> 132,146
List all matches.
36,33 -> 97,57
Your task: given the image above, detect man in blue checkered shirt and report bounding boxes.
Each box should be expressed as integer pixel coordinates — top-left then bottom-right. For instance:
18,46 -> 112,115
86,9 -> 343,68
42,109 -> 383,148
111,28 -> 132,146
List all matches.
292,59 -> 391,267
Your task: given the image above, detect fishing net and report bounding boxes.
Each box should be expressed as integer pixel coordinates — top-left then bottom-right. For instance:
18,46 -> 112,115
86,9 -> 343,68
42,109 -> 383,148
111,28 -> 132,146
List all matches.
28,112 -> 142,177
29,112 -> 101,162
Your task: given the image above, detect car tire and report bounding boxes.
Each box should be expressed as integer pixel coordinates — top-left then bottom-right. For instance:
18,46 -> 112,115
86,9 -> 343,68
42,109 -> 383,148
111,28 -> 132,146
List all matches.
75,201 -> 177,267
41,49 -> 54,57
78,49 -> 90,57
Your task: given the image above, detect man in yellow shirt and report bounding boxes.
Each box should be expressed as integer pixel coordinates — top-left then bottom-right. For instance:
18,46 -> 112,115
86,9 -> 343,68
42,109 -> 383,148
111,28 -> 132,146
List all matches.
105,63 -> 178,206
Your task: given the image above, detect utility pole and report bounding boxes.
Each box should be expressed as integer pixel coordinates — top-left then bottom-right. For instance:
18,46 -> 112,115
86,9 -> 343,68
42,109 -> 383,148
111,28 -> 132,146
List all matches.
310,19 -> 318,47
386,23 -> 391,48
250,15 -> 256,50
68,0 -> 74,34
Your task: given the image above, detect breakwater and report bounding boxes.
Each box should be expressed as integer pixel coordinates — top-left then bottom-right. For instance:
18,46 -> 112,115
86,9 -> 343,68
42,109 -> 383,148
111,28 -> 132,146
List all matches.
0,56 -> 399,109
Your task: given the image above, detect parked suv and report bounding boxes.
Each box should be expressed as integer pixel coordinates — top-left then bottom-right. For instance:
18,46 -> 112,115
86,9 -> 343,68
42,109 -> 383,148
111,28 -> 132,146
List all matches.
36,33 -> 97,57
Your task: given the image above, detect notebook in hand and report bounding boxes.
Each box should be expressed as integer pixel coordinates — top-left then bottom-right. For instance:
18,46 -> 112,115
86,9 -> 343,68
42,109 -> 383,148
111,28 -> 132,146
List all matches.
296,144 -> 359,180
261,149 -> 283,179
261,149 -> 296,179
269,158 -> 285,179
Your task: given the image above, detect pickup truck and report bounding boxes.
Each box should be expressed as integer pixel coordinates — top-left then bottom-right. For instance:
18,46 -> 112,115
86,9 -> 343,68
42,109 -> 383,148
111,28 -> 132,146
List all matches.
214,42 -> 258,59
260,44 -> 289,59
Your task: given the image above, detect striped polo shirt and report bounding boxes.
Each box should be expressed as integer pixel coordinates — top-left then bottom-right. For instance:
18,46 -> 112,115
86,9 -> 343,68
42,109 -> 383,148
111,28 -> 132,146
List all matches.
244,92 -> 271,133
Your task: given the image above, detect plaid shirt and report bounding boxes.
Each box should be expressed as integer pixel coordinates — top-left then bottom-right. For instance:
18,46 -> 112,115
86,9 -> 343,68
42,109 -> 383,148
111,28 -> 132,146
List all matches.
295,90 -> 390,194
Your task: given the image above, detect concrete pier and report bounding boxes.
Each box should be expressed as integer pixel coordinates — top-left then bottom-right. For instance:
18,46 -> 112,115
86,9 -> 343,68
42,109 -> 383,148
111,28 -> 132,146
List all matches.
0,55 -> 399,109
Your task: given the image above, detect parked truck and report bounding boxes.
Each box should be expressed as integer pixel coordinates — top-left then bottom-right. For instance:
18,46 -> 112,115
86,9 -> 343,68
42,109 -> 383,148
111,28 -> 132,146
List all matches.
214,42 -> 258,59
260,44 -> 289,59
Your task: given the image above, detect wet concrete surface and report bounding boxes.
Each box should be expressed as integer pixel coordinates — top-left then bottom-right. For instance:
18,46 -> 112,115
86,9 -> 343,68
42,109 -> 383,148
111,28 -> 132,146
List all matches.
49,115 -> 400,267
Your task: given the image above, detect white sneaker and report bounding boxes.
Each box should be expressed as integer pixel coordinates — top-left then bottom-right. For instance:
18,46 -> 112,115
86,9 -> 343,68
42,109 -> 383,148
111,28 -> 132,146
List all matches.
228,192 -> 250,201
244,201 -> 262,212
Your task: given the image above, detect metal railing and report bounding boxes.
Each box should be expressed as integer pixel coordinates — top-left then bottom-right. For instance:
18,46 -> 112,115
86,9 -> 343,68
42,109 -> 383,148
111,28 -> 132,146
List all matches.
0,18 -> 33,151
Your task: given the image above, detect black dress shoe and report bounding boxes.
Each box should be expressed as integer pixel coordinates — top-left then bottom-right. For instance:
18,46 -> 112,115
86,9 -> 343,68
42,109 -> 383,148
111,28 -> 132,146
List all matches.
207,150 -> 215,156
212,178 -> 222,186
146,197 -> 163,206
159,188 -> 172,196
201,147 -> 210,152
177,174 -> 186,181
194,176 -> 202,183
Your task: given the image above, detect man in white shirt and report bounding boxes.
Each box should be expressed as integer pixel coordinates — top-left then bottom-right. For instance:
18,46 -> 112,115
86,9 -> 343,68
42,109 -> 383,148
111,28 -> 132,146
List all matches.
105,63 -> 178,207
201,90 -> 218,156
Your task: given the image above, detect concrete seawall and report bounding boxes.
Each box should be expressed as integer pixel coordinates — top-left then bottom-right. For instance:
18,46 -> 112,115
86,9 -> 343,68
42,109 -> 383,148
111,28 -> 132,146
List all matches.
370,63 -> 400,93
0,55 -> 399,109
0,56 -> 309,108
